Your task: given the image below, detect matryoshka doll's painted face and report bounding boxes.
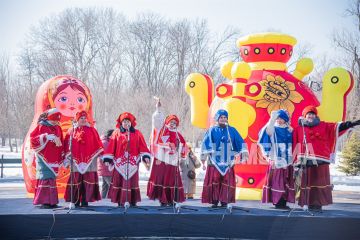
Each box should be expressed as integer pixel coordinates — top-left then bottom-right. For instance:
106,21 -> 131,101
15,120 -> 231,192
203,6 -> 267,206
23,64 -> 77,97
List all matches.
53,84 -> 88,117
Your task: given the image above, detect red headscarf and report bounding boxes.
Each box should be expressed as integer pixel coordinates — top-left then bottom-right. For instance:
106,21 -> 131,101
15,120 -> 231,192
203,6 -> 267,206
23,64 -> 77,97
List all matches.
302,105 -> 318,117
165,115 -> 180,127
116,112 -> 137,128
75,110 -> 88,121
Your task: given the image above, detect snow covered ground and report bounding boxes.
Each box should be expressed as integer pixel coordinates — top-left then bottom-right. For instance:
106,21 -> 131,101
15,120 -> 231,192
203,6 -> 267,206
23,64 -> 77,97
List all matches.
1,145 -> 360,191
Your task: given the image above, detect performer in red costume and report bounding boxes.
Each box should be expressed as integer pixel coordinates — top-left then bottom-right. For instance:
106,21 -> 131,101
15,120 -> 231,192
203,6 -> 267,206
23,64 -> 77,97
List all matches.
147,99 -> 188,206
293,105 -> 360,211
103,112 -> 151,207
30,108 -> 64,208
64,111 -> 103,207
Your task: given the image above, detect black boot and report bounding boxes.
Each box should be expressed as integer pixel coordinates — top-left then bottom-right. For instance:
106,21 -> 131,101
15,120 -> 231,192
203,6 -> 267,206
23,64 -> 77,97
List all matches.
211,201 -> 219,208
309,205 -> 322,212
40,204 -> 51,209
275,198 -> 289,209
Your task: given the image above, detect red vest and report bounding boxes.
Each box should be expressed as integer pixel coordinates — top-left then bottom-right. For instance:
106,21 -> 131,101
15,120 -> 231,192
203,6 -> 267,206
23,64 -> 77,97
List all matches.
64,126 -> 103,174
293,121 -> 338,164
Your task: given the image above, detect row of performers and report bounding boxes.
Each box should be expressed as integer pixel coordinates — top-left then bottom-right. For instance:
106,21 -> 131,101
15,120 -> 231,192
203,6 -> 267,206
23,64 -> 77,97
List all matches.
30,103 -> 360,211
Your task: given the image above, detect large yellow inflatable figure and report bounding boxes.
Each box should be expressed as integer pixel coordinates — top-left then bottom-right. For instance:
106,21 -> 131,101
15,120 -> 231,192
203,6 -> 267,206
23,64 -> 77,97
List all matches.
185,32 -> 354,200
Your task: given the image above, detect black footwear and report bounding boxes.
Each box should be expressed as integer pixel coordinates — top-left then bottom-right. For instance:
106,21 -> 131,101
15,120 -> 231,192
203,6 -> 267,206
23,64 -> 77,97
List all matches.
160,202 -> 167,207
81,202 -> 88,207
130,202 -> 137,207
50,204 -> 59,209
118,203 -> 124,207
275,204 -> 290,210
211,203 -> 218,208
74,200 -> 80,207
40,204 -> 52,209
309,205 -> 322,212
187,196 -> 194,200
220,202 -> 227,207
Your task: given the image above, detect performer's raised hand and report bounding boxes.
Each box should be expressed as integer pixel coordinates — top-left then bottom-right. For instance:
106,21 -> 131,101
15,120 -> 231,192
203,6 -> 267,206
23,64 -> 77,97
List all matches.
270,110 -> 279,120
154,96 -> 161,108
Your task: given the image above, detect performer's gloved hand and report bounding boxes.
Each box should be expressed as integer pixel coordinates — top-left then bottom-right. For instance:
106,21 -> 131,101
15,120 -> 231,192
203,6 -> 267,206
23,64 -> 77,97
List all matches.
103,158 -> 113,164
63,155 -> 71,168
201,159 -> 207,170
339,119 -> 360,132
142,155 -> 151,171
46,134 -> 56,141
53,137 -> 62,147
142,155 -> 151,163
270,111 -> 279,121
352,119 -> 360,127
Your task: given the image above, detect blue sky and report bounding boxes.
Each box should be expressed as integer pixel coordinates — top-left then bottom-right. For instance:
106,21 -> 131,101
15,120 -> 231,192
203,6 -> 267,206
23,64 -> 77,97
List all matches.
0,0 -> 355,60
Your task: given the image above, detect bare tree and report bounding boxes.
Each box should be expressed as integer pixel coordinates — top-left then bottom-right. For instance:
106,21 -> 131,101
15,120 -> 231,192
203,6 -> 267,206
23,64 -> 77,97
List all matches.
27,8 -> 104,82
0,53 -> 14,150
89,9 -> 127,132
332,0 -> 360,119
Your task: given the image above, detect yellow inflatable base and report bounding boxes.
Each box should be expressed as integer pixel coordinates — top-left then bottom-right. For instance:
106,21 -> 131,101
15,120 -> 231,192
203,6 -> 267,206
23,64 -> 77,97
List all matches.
27,192 -> 65,198
236,187 -> 262,200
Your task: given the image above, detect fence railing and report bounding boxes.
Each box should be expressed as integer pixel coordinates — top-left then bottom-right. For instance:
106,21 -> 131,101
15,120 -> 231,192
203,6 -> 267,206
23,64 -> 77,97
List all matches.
0,154 -> 22,178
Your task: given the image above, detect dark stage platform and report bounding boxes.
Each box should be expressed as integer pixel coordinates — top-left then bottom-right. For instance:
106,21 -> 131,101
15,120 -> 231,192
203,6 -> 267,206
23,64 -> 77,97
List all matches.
1,198 -> 360,240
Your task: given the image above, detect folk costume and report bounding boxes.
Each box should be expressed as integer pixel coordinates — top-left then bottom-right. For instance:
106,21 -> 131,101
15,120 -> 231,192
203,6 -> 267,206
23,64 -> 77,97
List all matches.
293,105 -> 360,211
30,108 -> 64,208
64,111 -> 103,206
103,112 -> 151,206
259,109 -> 295,209
147,106 -> 188,205
201,109 -> 248,207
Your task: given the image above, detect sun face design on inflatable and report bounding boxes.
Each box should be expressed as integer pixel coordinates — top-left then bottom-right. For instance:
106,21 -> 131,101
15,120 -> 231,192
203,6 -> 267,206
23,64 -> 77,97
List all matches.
257,75 -> 303,115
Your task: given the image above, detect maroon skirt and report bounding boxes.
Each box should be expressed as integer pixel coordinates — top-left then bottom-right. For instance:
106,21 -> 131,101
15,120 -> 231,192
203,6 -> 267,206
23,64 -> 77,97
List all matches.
147,159 -> 185,204
108,170 -> 141,204
262,165 -> 295,204
64,172 -> 101,203
33,178 -> 59,205
298,164 -> 332,207
201,166 -> 235,204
